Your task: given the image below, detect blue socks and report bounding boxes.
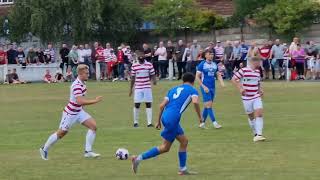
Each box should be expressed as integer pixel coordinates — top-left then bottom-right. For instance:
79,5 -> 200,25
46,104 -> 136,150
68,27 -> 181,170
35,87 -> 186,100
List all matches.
202,108 -> 208,122
178,151 -> 187,170
141,147 -> 160,160
207,108 -> 216,122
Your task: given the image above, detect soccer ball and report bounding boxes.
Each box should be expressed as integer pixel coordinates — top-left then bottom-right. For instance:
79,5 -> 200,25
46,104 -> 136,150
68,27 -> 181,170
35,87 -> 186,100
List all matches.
115,148 -> 129,160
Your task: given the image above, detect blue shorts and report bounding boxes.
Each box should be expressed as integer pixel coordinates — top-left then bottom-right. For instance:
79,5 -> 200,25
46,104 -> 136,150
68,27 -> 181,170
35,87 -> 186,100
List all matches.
160,116 -> 184,143
200,87 -> 215,102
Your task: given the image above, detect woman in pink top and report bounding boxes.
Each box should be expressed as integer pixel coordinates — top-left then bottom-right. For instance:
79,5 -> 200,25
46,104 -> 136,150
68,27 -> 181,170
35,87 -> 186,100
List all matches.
292,44 -> 306,80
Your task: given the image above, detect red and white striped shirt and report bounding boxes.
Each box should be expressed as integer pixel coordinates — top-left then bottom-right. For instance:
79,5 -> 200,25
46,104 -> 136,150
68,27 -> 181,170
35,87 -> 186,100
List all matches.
233,67 -> 261,101
131,61 -> 155,90
64,78 -> 87,115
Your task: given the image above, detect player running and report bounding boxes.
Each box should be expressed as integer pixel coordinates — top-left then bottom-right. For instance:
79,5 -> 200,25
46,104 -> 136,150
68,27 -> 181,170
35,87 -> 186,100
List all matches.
231,56 -> 266,142
196,50 -> 225,129
131,73 -> 202,175
39,65 -> 102,160
129,54 -> 156,127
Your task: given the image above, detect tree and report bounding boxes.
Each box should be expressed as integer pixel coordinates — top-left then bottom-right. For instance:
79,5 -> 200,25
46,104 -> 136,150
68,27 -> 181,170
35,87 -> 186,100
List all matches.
255,0 -> 320,39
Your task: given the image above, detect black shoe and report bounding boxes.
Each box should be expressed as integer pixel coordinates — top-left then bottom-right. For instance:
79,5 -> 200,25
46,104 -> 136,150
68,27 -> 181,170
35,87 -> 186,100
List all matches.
147,124 -> 154,127
133,123 -> 139,128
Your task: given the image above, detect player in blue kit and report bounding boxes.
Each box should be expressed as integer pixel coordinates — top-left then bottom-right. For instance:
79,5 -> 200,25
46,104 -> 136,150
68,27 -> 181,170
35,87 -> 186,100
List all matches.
131,73 -> 202,175
196,50 -> 225,129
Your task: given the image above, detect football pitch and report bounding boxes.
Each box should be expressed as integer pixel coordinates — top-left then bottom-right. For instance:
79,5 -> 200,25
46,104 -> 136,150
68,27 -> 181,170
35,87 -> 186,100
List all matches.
0,81 -> 319,180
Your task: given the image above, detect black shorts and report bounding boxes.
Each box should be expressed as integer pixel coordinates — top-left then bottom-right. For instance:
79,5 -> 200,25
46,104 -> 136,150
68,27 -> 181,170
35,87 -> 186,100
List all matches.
263,59 -> 270,70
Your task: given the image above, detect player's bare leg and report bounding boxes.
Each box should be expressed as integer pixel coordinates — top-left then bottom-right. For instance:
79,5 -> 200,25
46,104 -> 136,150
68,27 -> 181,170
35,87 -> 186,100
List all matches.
133,103 -> 140,127
253,108 -> 266,142
202,101 -> 221,129
82,118 -> 100,158
145,102 -> 153,127
247,113 -> 256,136
40,129 -> 67,160
132,139 -> 172,174
176,135 -> 197,175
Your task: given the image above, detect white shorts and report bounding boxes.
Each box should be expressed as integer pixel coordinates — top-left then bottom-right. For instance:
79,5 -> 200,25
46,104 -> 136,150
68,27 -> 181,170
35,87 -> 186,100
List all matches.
134,88 -> 153,103
59,110 -> 92,131
242,97 -> 263,114
315,60 -> 320,72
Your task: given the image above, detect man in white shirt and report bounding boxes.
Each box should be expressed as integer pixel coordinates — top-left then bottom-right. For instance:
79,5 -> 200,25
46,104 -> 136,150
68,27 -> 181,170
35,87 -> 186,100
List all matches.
77,45 -> 86,64
84,44 -> 94,77
155,41 -> 167,79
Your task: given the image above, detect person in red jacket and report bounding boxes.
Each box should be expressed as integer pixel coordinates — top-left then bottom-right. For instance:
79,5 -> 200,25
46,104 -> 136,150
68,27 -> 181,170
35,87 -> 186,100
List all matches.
95,44 -> 106,80
0,46 -> 7,65
259,41 -> 272,79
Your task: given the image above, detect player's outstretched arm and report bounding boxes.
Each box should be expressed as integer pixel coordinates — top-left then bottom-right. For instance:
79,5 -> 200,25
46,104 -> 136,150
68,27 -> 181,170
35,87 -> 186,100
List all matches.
217,72 -> 225,87
191,96 -> 203,124
76,96 -> 102,106
156,98 -> 168,130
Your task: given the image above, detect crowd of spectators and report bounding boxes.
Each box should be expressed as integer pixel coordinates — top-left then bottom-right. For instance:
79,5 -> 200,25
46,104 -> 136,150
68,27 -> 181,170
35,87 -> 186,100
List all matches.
2,37 -> 320,85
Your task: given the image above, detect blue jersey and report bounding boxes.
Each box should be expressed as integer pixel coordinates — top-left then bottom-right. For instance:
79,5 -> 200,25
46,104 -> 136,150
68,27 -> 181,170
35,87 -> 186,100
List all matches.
240,44 -> 249,60
162,84 -> 199,122
196,60 -> 218,90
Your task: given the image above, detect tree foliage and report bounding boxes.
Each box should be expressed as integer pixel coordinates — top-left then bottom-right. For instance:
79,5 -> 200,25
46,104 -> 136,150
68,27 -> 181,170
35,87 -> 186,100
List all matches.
255,0 -> 320,38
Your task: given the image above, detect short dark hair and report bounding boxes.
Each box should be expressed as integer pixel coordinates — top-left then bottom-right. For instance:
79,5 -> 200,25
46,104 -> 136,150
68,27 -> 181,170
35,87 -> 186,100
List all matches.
182,72 -> 195,84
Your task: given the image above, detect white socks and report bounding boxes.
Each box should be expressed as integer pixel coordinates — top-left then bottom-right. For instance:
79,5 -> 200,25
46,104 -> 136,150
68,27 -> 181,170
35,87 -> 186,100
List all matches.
43,133 -> 58,151
146,108 -> 152,125
255,117 -> 264,135
248,119 -> 256,135
85,130 -> 96,152
133,108 -> 140,124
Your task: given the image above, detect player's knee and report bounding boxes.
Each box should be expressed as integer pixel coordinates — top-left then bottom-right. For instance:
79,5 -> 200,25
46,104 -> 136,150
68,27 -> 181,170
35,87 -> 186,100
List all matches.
146,103 -> 152,108
57,130 -> 68,138
255,110 -> 263,118
180,139 -> 188,148
135,103 -> 141,109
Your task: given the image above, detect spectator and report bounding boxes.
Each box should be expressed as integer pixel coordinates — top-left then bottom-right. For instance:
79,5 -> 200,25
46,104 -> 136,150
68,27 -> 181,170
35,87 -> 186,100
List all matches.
10,68 -> 25,84
44,43 -> 55,63
218,61 -> 226,78
0,46 -> 7,65
95,43 -> 105,80
183,43 -> 192,73
65,66 -> 73,82
106,49 -> 117,80
151,45 -> 159,77
305,41 -> 318,80
117,46 -> 125,81
155,41 -> 167,79
292,44 -> 306,80
190,39 -> 201,74
27,47 -> 38,64
16,47 -> 26,68
91,41 -> 99,79
247,42 -> 259,61
214,40 -> 224,63
84,44 -> 93,77
175,40 -> 186,80
166,40 -> 176,80
205,42 -> 216,57
230,41 -> 241,71
259,41 -> 272,79
77,44 -> 86,64
43,69 -> 55,83
36,48 -> 45,63
7,44 -> 17,64
270,39 -> 286,80
54,70 -> 65,83
240,41 -> 249,67
224,40 -> 233,79
289,37 -> 299,55
143,43 -> 152,62
59,43 -> 70,71
68,45 -> 79,79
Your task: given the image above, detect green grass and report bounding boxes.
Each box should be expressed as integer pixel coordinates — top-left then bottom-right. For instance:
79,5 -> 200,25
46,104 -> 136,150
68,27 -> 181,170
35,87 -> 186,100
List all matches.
0,81 -> 319,180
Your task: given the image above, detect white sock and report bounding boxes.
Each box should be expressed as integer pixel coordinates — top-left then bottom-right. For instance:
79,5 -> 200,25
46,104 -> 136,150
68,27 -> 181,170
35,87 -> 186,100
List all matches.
134,108 -> 140,124
248,119 -> 256,135
43,133 -> 58,151
85,130 -> 96,152
146,108 -> 152,125
255,117 -> 264,135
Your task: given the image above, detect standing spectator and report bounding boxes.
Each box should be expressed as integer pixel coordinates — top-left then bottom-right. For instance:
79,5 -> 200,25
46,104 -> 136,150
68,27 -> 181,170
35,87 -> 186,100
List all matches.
230,41 -> 241,70
43,69 -> 55,83
84,44 -> 93,77
65,66 -> 72,82
0,46 -> 7,65
77,44 -> 86,64
292,44 -> 306,80
175,40 -> 186,80
289,37 -> 299,55
305,41 -> 318,79
151,45 -> 159,77
68,45 -> 79,79
95,43 -> 106,80
205,42 -> 216,57
117,46 -> 125,80
36,48 -> 45,64
247,42 -> 259,61
240,41 -> 249,67
91,41 -> 99,78
16,47 -> 26,68
59,43 -> 70,72
44,43 -> 55,63
259,41 -> 272,79
105,47 -> 116,80
143,43 -> 152,62
183,43 -> 192,73
270,39 -> 286,80
27,47 -> 38,64
7,44 -> 17,64
155,41 -> 167,79
224,40 -> 233,79
190,39 -> 201,74
214,41 -> 224,63
166,40 -> 175,80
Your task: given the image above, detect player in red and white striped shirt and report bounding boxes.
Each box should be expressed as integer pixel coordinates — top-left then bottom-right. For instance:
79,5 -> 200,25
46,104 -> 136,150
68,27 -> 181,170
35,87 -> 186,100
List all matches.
129,54 -> 157,128
40,65 -> 103,160
231,56 -> 266,142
